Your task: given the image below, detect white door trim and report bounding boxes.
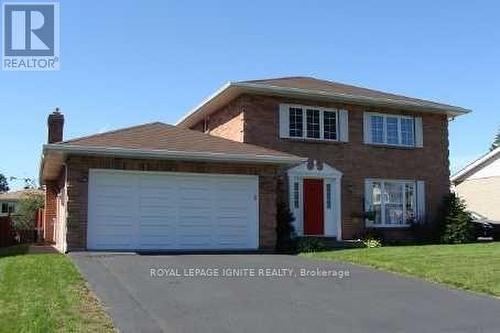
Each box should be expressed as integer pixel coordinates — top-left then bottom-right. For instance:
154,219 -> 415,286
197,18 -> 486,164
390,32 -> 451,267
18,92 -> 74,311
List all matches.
287,161 -> 343,240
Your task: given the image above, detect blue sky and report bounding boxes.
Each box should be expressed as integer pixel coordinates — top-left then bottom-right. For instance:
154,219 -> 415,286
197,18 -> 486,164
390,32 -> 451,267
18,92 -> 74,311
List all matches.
0,0 -> 499,190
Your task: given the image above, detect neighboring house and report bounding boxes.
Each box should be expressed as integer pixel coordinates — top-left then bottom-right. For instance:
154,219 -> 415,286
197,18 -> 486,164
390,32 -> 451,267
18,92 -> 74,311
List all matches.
0,192 -> 19,216
0,189 -> 43,216
40,77 -> 470,252
451,147 -> 500,222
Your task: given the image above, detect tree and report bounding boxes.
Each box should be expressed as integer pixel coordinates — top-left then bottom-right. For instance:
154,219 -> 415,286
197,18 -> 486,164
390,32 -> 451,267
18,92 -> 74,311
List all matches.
441,193 -> 474,244
276,201 -> 296,251
490,128 -> 500,151
0,174 -> 9,193
12,191 -> 44,229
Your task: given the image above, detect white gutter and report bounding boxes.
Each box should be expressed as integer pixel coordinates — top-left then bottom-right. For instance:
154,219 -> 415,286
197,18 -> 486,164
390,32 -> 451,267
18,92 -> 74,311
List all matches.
176,82 -> 232,126
176,82 -> 471,127
43,144 -> 306,164
451,147 -> 500,184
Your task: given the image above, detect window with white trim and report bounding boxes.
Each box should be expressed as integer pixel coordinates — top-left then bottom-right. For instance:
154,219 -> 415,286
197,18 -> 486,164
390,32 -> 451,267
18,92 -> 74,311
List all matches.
1,202 -> 15,214
367,113 -> 415,147
293,182 -> 300,209
289,108 -> 303,137
366,180 -> 416,226
306,109 -> 320,139
283,104 -> 339,141
324,111 -> 337,140
326,183 -> 332,209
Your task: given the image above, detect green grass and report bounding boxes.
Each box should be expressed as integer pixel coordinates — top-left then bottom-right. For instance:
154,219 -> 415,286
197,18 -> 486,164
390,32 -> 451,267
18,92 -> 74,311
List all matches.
0,245 -> 115,332
302,242 -> 500,297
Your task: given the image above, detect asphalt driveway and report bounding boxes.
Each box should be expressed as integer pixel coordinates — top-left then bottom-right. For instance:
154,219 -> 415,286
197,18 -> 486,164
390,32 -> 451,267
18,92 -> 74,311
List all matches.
71,253 -> 500,333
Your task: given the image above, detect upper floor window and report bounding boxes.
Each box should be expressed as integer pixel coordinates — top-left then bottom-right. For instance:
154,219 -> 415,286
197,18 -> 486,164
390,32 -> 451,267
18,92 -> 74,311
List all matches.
306,109 -> 321,139
279,104 -> 349,142
323,111 -> 337,140
364,112 -> 422,147
289,108 -> 303,137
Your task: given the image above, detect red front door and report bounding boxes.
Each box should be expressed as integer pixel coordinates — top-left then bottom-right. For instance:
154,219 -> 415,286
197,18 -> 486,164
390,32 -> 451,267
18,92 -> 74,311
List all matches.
303,179 -> 324,235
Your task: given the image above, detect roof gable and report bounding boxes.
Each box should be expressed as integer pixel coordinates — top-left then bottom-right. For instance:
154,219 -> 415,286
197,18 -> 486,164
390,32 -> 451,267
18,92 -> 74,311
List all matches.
452,147 -> 500,184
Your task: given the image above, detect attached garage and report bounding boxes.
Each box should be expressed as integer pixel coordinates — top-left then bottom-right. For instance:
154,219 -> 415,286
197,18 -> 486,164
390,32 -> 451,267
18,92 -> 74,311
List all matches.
87,169 -> 259,251
40,120 -> 304,252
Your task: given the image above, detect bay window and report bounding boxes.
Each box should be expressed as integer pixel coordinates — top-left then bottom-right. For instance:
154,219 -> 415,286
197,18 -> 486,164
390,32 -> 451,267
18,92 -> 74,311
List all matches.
365,179 -> 417,226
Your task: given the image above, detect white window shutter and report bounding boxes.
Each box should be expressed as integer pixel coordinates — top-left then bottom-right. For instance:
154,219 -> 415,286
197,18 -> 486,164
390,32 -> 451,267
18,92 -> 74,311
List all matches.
363,112 -> 372,144
339,109 -> 349,142
279,104 -> 289,138
416,180 -> 426,222
415,117 -> 423,147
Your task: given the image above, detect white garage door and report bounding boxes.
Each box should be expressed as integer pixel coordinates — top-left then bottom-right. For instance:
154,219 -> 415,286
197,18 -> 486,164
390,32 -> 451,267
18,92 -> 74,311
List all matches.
87,169 -> 259,251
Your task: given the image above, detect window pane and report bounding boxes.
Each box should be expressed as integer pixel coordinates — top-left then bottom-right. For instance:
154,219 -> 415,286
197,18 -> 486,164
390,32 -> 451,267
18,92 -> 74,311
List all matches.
405,183 -> 415,223
1,203 -> 7,213
384,182 -> 404,225
306,109 -> 320,138
289,108 -> 303,137
293,182 -> 300,209
371,115 -> 384,143
386,117 -> 399,145
371,182 -> 382,224
326,183 -> 332,209
323,111 -> 337,140
401,118 -> 415,146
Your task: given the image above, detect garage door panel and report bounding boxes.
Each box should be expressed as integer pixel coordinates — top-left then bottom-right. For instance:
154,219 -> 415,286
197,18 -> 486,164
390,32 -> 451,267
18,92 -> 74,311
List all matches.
92,216 -> 135,227
178,235 -> 212,247
93,207 -> 135,218
139,225 -> 174,235
88,170 -> 258,250
139,204 -> 176,217
216,217 -> 248,227
139,216 -> 176,226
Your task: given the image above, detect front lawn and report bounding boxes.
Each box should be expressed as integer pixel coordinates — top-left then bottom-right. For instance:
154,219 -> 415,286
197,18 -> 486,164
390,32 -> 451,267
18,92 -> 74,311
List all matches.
303,242 -> 500,297
0,245 -> 114,332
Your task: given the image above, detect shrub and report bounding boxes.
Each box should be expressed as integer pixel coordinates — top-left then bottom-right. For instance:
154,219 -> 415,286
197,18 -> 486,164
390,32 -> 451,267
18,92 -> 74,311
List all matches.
12,191 -> 44,229
276,202 -> 296,251
441,193 -> 474,244
363,238 -> 382,248
296,238 -> 326,253
409,218 -> 440,244
358,228 -> 383,248
358,227 -> 384,243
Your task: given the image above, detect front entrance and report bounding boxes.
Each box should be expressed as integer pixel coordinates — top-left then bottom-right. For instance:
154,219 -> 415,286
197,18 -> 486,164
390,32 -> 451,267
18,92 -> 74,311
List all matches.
303,179 -> 324,235
288,161 -> 342,239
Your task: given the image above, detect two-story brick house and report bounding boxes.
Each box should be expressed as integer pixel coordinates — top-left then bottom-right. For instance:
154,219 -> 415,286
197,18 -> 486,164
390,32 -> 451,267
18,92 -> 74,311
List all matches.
40,77 -> 469,252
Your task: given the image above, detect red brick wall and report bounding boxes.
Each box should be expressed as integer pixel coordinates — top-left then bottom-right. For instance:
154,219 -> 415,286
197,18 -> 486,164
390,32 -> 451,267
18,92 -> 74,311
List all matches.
64,156 -> 279,251
196,98 -> 244,142
191,94 -> 451,239
44,182 -> 58,243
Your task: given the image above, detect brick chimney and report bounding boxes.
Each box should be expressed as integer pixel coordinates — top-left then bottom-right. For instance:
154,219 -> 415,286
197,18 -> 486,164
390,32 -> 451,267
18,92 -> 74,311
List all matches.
47,108 -> 64,143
